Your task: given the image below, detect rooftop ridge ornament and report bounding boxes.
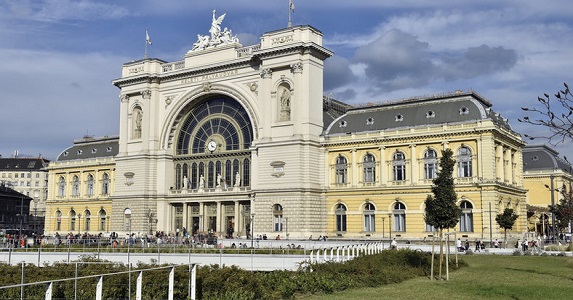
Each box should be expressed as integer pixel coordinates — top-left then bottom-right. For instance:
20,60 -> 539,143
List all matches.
189,10 -> 239,52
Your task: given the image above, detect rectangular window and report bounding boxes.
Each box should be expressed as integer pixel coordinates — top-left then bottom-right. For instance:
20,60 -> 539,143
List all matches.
458,161 -> 472,177
364,214 -> 375,232
393,165 -> 406,181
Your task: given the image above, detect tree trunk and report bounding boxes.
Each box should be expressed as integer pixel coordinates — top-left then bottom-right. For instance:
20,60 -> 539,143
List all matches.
438,229 -> 443,280
504,228 -> 507,249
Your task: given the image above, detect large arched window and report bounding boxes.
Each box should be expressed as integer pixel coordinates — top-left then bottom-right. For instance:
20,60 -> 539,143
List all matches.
56,210 -> 62,231
363,153 -> 376,183
102,173 -> 109,195
424,149 -> 438,179
335,204 -> 347,232
393,152 -> 406,181
87,174 -> 94,196
70,210 -> 76,231
72,175 -> 80,197
84,210 -> 91,231
335,156 -> 348,184
393,202 -> 406,232
459,201 -> 473,232
363,203 -> 376,232
458,146 -> 472,177
174,95 -> 253,189
273,204 -> 283,232
58,176 -> 66,197
99,209 -> 107,231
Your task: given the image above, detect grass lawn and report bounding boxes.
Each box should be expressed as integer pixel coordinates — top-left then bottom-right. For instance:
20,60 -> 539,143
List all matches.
301,254 -> 573,300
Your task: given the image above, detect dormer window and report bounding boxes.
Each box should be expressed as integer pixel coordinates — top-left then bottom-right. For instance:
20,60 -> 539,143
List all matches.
395,114 -> 403,122
532,156 -> 539,161
339,120 -> 347,128
106,146 -> 113,152
366,117 -> 374,125
91,148 -> 97,154
63,152 -> 69,157
426,111 -> 435,118
77,150 -> 83,155
460,106 -> 469,115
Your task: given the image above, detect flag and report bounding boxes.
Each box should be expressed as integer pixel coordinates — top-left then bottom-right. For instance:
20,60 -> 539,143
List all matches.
146,30 -> 152,45
290,0 -> 295,13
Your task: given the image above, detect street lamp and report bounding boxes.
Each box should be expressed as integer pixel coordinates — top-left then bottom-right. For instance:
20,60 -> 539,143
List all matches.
77,213 -> 82,235
545,175 -> 558,242
250,213 -> 255,248
382,216 -> 385,239
33,192 -> 39,237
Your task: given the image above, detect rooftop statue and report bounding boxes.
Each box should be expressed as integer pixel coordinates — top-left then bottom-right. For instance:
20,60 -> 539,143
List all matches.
189,10 -> 239,52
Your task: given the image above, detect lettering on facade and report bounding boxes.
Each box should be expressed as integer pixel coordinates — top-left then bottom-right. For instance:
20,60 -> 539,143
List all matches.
128,66 -> 145,74
271,35 -> 294,45
180,69 -> 239,84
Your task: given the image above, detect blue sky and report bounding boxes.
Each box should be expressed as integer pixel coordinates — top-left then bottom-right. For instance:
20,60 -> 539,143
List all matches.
1,0 -> 572,161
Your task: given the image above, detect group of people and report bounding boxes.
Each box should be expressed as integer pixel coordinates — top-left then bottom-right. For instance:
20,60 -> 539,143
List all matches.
456,238 -> 487,252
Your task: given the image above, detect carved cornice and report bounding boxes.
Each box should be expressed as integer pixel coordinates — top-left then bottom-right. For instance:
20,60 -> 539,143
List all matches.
260,68 -> 272,79
290,62 -> 303,74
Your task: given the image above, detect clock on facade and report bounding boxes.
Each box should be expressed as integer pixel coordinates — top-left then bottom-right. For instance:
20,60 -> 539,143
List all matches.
207,140 -> 217,152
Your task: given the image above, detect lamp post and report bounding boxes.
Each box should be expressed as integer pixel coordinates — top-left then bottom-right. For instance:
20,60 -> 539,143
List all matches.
250,213 -> 255,248
77,213 -> 82,235
33,193 -> 39,237
546,175 -> 558,243
382,216 -> 385,239
18,195 -> 24,247
285,217 -> 289,240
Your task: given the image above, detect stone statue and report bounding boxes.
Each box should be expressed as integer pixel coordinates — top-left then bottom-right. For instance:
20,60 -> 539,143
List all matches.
134,109 -> 142,138
209,10 -> 226,42
183,176 -> 188,189
199,175 -> 205,189
191,34 -> 210,51
216,173 -> 222,187
189,10 -> 239,52
234,172 -> 241,187
279,87 -> 291,121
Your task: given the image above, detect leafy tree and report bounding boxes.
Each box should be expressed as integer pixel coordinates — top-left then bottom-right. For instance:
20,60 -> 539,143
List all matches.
550,185 -> 573,236
495,208 -> 518,248
519,82 -> 573,145
425,148 -> 461,279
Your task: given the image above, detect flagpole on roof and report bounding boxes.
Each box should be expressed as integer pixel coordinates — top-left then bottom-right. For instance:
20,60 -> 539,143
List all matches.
144,29 -> 152,59
288,0 -> 294,27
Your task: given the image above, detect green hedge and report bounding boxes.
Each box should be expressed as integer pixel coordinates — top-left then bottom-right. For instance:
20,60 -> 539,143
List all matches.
0,249 -> 461,299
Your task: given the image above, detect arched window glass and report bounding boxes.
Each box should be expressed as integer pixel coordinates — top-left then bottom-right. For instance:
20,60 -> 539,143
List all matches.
424,149 -> 438,179
72,175 -> 80,197
99,209 -> 107,231
191,163 -> 198,189
393,152 -> 406,181
56,210 -> 62,231
243,158 -> 250,187
363,153 -> 376,183
335,156 -> 348,184
364,203 -> 376,232
84,210 -> 91,231
102,173 -> 109,195
58,176 -> 66,197
460,201 -> 474,232
70,210 -> 76,231
458,147 -> 472,177
335,204 -> 347,232
87,174 -> 94,196
273,204 -> 283,232
393,202 -> 406,232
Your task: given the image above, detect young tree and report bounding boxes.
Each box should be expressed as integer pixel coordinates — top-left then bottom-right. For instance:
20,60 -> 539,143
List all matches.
550,186 -> 573,238
425,148 -> 461,280
495,208 -> 518,248
519,82 -> 573,145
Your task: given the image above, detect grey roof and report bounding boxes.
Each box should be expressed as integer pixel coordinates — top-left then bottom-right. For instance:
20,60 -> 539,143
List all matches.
0,158 -> 50,171
523,144 -> 572,173
323,96 -> 351,130
324,91 -> 513,136
57,135 -> 119,161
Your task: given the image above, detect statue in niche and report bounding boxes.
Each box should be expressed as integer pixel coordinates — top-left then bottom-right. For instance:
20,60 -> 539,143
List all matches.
216,173 -> 222,187
133,109 -> 142,138
234,172 -> 241,187
199,175 -> 205,189
279,86 -> 291,121
183,176 -> 188,189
